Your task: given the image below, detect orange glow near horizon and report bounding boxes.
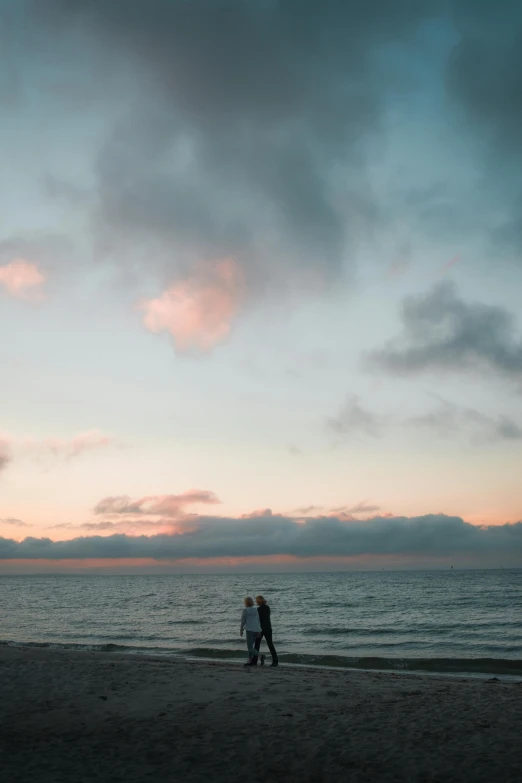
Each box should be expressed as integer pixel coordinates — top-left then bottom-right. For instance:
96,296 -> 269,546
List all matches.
0,552 -> 507,574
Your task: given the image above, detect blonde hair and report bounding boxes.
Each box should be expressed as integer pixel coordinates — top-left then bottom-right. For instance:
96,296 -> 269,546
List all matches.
244,596 -> 254,606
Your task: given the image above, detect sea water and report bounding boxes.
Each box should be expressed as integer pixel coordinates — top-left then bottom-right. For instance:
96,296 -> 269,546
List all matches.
1,570 -> 521,676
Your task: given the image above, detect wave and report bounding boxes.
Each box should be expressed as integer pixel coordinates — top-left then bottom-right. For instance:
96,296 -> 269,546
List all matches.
302,622 -> 522,637
0,640 -> 170,655
2,639 -> 522,676
164,620 -> 200,626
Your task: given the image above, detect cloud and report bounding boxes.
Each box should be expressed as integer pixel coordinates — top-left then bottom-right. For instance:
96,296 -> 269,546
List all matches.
94,490 -> 221,518
0,440 -> 11,473
0,234 -> 71,281
139,259 -> 245,353
38,430 -> 115,458
366,282 -> 522,379
41,173 -> 91,207
47,491 -> 220,537
0,430 -> 118,473
0,518 -> 29,528
327,387 -> 522,445
406,397 -> 522,443
1,513 -> 521,562
20,430 -> 117,460
445,0 -> 522,250
49,519 -> 177,534
25,0 -> 445,296
293,505 -> 324,516
82,519 -> 179,532
0,259 -> 45,298
331,502 -> 381,515
240,508 -> 279,520
78,522 -> 118,532
327,394 -> 386,438
4,0 -> 521,339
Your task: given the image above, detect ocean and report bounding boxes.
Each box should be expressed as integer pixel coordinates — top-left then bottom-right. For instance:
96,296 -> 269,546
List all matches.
2,570 -> 521,677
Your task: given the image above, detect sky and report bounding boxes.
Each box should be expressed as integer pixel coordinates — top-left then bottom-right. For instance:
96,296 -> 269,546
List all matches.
1,0 -> 521,572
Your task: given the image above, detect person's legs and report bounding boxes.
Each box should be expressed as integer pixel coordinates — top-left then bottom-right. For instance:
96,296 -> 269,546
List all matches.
257,633 -> 266,665
252,633 -> 261,664
246,631 -> 257,661
264,631 -> 278,664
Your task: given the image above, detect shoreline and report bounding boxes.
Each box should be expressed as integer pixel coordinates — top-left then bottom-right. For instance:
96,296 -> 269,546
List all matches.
2,638 -> 522,679
1,646 -> 522,782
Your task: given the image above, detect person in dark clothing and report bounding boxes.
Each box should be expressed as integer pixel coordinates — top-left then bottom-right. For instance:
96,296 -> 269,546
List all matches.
255,595 -> 279,667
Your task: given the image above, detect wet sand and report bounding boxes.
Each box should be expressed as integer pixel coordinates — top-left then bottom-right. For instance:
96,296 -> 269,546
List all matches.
1,646 -> 521,782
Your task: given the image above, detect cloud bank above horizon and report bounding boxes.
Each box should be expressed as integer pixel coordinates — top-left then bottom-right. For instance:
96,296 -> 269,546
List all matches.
1,513 -> 521,569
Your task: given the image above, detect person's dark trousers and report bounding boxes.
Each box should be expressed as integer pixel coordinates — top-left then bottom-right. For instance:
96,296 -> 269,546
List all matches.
252,634 -> 262,664
260,630 -> 278,664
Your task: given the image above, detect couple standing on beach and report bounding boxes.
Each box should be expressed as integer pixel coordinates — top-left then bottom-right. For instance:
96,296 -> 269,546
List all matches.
240,595 -> 278,668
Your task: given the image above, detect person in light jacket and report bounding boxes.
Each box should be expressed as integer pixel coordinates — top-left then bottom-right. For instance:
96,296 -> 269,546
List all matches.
240,597 -> 262,667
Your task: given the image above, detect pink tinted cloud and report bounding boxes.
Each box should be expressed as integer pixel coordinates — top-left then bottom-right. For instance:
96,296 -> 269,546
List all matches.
81,519 -> 177,532
139,258 -> 245,353
0,259 -> 45,298
40,430 -> 115,458
94,490 -> 221,518
0,430 -> 117,472
21,430 -> 116,460
49,518 -> 179,535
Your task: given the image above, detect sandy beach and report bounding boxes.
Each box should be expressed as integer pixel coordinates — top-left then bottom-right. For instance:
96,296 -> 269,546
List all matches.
1,647 -> 521,782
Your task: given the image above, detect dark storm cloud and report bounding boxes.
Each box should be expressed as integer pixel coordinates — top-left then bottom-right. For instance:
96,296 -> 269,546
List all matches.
27,0 -> 445,284
4,0 -> 521,297
366,282 -> 522,379
1,514 -> 521,560
446,0 -> 522,250
406,397 -> 522,443
448,0 -> 522,154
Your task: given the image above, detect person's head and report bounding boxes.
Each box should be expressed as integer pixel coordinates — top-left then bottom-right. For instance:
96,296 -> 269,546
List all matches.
255,595 -> 267,606
244,597 -> 254,607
